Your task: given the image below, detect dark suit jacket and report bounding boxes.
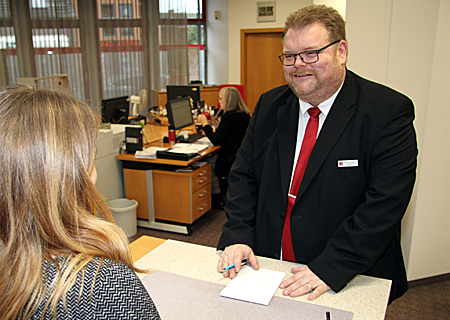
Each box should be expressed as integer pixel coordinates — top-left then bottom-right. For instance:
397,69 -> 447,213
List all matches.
203,110 -> 250,177
217,70 -> 418,303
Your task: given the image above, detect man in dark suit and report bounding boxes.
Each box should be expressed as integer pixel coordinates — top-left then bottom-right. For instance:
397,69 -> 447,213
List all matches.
217,4 -> 417,304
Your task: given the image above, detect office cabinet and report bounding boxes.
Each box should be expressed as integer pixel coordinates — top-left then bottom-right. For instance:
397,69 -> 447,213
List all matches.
152,164 -> 211,224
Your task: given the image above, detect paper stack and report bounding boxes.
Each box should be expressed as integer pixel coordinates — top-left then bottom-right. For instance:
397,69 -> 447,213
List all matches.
135,147 -> 169,159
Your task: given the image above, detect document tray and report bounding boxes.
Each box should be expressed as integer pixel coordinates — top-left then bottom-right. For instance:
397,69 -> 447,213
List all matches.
156,150 -> 200,161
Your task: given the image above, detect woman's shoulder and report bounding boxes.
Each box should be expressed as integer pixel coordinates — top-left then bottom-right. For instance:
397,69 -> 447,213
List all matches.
36,258 -> 139,319
223,109 -> 250,119
85,258 -> 134,282
87,259 -> 161,319
43,257 -> 131,282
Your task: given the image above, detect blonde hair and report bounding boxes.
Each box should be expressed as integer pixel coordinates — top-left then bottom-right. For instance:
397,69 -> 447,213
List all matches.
284,4 -> 346,42
219,86 -> 249,114
0,84 -> 137,319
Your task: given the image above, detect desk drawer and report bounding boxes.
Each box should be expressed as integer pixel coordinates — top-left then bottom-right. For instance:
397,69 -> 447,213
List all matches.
153,164 -> 211,224
193,195 -> 212,221
192,167 -> 210,192
192,183 -> 211,208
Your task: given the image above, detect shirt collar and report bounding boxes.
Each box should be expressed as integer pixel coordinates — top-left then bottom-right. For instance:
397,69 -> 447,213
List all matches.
299,81 -> 344,117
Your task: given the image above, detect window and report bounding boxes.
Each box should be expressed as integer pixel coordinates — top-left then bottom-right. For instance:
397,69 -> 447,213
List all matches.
187,24 -> 205,82
30,0 -> 49,8
98,1 -> 143,99
103,28 -> 117,38
29,0 -> 85,98
0,0 -> 207,107
119,28 -> 133,38
101,4 -> 116,38
187,0 -> 205,83
159,0 -> 206,87
186,0 -> 203,20
119,4 -> 133,18
101,4 -> 115,18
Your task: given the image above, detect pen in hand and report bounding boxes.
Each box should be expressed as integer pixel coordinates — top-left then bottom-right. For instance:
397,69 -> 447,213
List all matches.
220,258 -> 249,272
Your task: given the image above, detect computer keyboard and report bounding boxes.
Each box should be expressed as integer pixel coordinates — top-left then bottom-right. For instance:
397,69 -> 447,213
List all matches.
178,133 -> 205,143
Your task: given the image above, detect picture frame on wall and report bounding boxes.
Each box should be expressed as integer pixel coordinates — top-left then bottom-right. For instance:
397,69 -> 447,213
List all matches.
257,1 -> 276,22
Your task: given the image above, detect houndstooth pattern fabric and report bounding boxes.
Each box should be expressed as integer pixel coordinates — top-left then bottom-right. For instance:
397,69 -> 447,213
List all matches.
25,257 -> 160,319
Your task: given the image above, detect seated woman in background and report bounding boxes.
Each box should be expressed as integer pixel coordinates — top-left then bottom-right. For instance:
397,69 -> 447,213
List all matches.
198,86 -> 251,205
0,84 -> 160,320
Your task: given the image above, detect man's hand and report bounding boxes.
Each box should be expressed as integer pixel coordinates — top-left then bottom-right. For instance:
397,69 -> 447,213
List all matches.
217,244 -> 259,279
279,266 -> 331,300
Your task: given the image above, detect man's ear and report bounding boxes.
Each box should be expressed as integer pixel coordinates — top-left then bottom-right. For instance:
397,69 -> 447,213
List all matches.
338,40 -> 348,64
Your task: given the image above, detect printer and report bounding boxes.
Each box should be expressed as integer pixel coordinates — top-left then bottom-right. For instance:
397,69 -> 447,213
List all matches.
94,124 -> 129,201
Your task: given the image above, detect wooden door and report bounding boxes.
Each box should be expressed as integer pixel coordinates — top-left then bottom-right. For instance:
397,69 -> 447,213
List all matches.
241,28 -> 286,113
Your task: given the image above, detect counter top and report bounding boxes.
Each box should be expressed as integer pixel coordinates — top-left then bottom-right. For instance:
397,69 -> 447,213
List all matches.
134,239 -> 391,320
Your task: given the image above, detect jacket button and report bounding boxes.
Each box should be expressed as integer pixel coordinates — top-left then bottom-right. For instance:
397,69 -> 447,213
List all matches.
281,212 -> 285,219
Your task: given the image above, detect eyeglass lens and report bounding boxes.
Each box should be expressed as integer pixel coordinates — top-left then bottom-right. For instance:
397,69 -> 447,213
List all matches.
279,40 -> 341,66
281,52 -> 318,65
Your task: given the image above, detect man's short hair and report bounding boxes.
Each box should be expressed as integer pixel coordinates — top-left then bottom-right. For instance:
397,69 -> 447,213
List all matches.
284,4 -> 346,42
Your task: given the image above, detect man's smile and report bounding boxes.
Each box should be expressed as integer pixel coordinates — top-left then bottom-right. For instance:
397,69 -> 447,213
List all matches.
292,72 -> 315,79
290,69 -> 316,78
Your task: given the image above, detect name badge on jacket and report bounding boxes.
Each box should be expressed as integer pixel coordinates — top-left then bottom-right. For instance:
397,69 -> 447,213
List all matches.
338,159 -> 359,168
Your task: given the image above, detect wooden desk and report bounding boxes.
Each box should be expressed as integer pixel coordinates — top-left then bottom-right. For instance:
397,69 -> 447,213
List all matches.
130,236 -> 166,263
117,144 -> 220,167
117,124 -> 220,234
133,237 -> 391,320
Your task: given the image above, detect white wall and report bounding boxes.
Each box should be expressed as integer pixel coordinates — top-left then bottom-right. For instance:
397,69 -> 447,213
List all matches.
315,0 -> 346,17
227,0 -> 313,84
221,0 -> 450,281
222,0 -> 346,84
346,0 -> 450,280
206,0 -> 229,85
404,0 -> 450,280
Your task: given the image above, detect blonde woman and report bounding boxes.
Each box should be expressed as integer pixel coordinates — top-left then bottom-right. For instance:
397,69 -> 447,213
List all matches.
0,85 -> 160,320
198,86 -> 251,203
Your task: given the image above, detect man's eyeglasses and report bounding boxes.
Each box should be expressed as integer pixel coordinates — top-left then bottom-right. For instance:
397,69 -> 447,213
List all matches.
278,40 -> 341,66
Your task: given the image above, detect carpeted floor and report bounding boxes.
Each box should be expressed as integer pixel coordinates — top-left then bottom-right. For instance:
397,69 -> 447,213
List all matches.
129,208 -> 227,247
385,277 -> 450,319
131,208 -> 450,320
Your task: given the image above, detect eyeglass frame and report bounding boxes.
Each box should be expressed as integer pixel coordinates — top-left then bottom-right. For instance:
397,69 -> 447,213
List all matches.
278,40 -> 342,66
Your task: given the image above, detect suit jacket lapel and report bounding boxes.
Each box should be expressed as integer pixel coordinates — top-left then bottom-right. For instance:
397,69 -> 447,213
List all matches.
277,93 -> 300,205
296,71 -> 357,200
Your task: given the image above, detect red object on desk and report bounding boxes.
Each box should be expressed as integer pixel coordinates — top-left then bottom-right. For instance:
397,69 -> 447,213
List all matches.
168,129 -> 176,145
202,111 -> 211,119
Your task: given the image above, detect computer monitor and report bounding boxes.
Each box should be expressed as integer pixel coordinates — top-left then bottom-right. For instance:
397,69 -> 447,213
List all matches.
166,85 -> 200,108
166,97 -> 194,130
101,96 -> 129,124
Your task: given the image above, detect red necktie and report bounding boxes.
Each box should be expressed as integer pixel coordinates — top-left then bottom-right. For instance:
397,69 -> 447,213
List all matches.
282,107 -> 321,262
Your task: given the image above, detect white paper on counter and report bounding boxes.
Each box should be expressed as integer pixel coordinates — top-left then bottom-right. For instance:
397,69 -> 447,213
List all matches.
220,266 -> 286,305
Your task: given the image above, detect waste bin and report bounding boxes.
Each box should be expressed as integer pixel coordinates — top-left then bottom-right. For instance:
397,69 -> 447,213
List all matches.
107,198 -> 138,237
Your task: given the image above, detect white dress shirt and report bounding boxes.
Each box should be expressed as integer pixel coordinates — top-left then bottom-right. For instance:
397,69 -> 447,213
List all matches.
290,85 -> 344,185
